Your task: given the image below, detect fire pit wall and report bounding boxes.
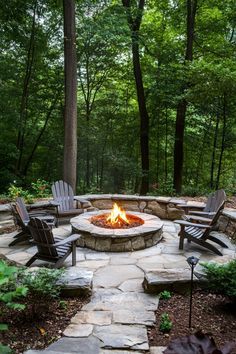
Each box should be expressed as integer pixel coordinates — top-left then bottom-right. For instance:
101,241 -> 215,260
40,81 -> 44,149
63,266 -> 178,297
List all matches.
79,194 -> 185,221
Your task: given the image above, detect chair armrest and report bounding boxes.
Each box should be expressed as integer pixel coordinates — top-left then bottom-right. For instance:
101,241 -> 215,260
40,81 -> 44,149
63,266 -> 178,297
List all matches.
32,235 -> 80,248
174,220 -> 211,229
54,234 -> 80,246
177,204 -> 205,210
49,200 -> 60,207
189,211 -> 215,217
74,197 -> 91,208
187,215 -> 212,224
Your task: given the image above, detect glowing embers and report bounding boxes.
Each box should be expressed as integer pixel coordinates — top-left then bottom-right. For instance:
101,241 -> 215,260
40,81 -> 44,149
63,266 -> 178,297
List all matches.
90,203 -> 144,229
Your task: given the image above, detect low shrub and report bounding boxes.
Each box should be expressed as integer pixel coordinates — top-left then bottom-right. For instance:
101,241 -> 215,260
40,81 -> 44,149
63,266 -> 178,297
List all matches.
0,261 -> 28,353
159,312 -> 173,333
159,290 -> 172,300
20,267 -> 64,299
201,260 -> 236,299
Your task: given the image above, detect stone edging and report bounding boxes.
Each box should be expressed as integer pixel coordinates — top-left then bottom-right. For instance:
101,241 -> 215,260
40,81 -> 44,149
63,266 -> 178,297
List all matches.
71,210 -> 163,252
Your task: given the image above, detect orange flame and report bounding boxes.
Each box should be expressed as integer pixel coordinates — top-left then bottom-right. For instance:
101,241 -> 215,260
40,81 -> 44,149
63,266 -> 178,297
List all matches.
106,203 -> 129,226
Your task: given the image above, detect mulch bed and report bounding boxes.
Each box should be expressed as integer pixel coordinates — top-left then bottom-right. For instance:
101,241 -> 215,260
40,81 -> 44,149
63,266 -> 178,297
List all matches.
148,289 -> 236,352
0,294 -> 90,354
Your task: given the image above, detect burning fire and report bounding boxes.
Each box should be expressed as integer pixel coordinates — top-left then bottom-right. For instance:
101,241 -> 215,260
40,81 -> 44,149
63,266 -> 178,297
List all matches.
106,203 -> 129,226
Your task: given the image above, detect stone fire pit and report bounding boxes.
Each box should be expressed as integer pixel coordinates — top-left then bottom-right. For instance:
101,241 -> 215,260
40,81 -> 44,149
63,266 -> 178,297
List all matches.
71,210 -> 163,252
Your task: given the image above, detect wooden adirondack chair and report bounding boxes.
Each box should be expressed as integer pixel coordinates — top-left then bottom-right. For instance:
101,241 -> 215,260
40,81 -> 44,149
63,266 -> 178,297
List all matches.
178,189 -> 226,223
174,205 -> 228,256
51,180 -> 88,226
26,218 -> 80,268
9,197 -> 55,246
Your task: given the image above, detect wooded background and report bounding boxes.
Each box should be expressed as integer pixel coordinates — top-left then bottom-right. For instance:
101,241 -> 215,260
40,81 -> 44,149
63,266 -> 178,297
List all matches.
0,0 -> 235,195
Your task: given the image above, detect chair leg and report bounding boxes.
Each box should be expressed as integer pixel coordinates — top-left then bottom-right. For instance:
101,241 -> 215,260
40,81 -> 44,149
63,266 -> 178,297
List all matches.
13,230 -> 25,239
208,235 -> 228,248
72,242 -> 76,266
178,225 -> 185,250
25,255 -> 37,267
190,237 -> 223,256
9,233 -> 31,246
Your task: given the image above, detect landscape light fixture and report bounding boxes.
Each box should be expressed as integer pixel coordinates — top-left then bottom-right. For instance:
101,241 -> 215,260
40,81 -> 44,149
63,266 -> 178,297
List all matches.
186,255 -> 199,328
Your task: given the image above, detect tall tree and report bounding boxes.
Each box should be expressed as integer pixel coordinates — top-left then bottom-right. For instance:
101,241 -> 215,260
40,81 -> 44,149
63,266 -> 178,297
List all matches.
63,0 -> 77,192
122,0 -> 149,195
173,0 -> 197,193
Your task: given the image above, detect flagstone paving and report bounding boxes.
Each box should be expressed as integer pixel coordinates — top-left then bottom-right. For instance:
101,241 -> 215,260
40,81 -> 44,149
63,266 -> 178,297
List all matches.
0,221 -> 235,354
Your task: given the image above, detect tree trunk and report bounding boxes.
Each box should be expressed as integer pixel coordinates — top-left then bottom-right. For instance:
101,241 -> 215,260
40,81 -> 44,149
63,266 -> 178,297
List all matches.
122,0 -> 149,195
16,0 -> 37,174
210,112 -> 220,188
173,0 -> 197,193
216,94 -> 227,189
63,0 -> 77,192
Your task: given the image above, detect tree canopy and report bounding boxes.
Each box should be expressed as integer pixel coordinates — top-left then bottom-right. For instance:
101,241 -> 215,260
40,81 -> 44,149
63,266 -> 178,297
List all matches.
0,0 -> 235,195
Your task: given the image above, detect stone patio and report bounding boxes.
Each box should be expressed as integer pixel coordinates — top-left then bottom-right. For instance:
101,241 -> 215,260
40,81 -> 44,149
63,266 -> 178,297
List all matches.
0,220 -> 235,354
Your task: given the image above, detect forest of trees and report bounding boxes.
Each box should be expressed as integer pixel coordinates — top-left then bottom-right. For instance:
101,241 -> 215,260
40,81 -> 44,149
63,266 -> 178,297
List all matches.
0,0 -> 235,196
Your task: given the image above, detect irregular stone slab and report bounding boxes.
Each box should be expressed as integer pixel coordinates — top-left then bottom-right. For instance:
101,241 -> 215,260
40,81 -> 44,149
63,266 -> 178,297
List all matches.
45,336 -> 101,354
100,350 -> 143,354
138,262 -> 165,273
113,309 -> 155,325
83,291 -> 159,312
24,351 -> 71,354
93,265 -> 143,288
58,267 -> 93,297
7,251 -> 32,264
85,252 -> 110,260
93,324 -> 149,350
167,206 -> 184,220
78,260 -> 109,269
143,268 -> 200,294
0,236 -> 15,248
24,351 -> 72,354
63,323 -> 93,337
150,347 -> 167,354
109,256 -> 137,265
0,247 -> 11,255
118,278 -> 144,292
71,311 -> 112,325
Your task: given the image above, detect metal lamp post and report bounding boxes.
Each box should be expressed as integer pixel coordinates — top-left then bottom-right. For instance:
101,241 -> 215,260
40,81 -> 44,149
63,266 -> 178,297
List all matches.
186,256 -> 199,328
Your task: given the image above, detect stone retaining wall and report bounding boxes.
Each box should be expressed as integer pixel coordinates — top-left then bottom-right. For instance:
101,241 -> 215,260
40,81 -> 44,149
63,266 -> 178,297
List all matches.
218,209 -> 236,242
79,194 -> 185,220
1,195 -> 236,242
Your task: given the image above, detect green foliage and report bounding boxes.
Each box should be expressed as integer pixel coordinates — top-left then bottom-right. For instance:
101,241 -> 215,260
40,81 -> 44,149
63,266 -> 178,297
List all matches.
159,312 -> 173,333
159,290 -> 172,300
7,179 -> 51,203
8,184 -> 34,204
201,260 -> 236,298
0,343 -> 12,354
31,179 -> 51,198
0,260 -> 28,337
0,324 -> 8,331
0,261 -> 27,310
20,268 -> 64,299
149,180 -> 176,197
0,0 -> 236,194
59,300 -> 68,310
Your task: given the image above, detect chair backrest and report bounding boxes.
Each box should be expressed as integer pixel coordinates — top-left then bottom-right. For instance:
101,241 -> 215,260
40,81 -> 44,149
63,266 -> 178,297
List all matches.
51,180 -> 74,212
201,196 -> 226,240
16,197 -> 30,224
28,218 -> 58,257
204,189 -> 226,213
